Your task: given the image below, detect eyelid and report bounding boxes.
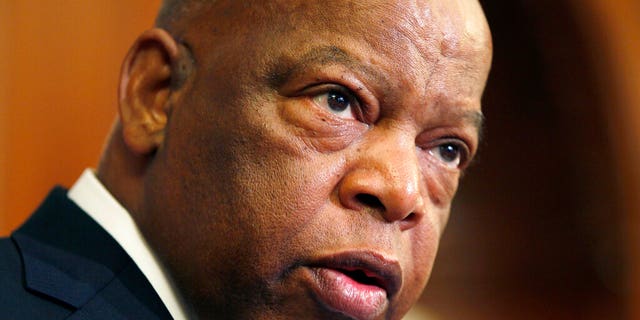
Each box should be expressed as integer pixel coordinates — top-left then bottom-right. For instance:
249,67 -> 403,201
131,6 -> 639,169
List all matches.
300,83 -> 374,124
279,68 -> 380,124
422,137 -> 472,169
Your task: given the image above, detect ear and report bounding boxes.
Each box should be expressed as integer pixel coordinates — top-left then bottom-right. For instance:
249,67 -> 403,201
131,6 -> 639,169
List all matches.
118,28 -> 190,155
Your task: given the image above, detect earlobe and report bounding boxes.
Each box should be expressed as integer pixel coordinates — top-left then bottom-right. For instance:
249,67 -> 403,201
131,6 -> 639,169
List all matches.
118,28 -> 188,156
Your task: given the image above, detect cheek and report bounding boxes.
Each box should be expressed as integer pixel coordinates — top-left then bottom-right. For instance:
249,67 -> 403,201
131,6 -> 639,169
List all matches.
394,221 -> 443,315
143,103 -> 353,302
227,142 -> 347,242
192,101 -> 348,245
211,95 -> 364,246
420,157 -> 461,209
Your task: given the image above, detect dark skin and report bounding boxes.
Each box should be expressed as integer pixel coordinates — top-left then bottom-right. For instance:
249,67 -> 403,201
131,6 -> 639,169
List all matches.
97,0 -> 492,319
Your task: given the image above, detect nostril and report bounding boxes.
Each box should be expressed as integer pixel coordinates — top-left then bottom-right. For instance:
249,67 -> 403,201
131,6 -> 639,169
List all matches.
403,212 -> 417,223
355,193 -> 385,210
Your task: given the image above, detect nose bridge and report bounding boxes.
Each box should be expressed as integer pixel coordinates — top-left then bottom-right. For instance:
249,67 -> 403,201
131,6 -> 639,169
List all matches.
380,129 -> 419,196
340,126 -> 423,224
374,130 -> 421,217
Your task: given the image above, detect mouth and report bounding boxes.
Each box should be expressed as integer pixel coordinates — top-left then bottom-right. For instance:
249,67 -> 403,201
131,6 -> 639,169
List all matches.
305,251 -> 402,320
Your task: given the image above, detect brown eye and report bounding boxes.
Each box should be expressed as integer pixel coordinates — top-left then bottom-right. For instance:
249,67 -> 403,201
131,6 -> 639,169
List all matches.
439,144 -> 460,162
313,90 -> 357,120
428,142 -> 468,169
327,91 -> 350,112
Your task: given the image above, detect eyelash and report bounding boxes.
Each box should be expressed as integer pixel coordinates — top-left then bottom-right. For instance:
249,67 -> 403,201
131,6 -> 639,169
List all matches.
305,84 -> 371,123
427,138 -> 472,169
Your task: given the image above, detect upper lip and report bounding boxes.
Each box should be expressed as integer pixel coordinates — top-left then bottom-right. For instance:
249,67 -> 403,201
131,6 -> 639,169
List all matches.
308,251 -> 402,298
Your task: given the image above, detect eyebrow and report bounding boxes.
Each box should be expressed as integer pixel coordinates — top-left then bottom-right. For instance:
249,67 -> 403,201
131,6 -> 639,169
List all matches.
430,107 -> 485,145
457,109 -> 484,130
265,45 -> 389,89
465,110 -> 485,142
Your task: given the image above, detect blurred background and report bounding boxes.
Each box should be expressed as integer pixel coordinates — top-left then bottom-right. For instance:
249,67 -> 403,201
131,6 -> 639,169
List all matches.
0,1 -> 638,319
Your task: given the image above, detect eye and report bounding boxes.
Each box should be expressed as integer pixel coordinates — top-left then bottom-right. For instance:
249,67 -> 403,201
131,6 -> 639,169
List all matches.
428,141 -> 469,169
312,89 -> 359,120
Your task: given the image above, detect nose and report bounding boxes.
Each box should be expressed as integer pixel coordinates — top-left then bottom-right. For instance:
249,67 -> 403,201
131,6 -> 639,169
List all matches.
338,132 -> 424,229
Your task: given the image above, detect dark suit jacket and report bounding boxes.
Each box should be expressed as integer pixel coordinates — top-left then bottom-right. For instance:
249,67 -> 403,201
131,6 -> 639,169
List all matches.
0,187 -> 172,319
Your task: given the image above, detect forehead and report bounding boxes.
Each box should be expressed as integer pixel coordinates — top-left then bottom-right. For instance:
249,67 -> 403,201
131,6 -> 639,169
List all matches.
181,0 -> 492,108
184,0 -> 490,55
283,0 -> 491,54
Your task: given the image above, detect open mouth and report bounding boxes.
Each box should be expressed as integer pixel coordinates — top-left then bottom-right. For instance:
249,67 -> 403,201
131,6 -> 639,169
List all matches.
336,267 -> 387,289
305,252 -> 402,320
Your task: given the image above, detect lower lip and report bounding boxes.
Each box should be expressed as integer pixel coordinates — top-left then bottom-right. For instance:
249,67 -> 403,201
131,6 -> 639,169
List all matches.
308,267 -> 388,320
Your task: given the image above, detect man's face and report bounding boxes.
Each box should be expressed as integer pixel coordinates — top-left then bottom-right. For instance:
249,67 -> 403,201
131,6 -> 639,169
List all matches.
139,0 -> 491,319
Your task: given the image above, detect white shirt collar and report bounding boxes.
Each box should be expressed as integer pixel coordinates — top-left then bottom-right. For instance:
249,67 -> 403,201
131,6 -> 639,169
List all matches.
68,169 -> 190,320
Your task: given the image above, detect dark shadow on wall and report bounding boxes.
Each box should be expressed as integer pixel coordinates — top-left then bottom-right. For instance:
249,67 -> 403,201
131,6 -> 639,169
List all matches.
420,1 -> 626,319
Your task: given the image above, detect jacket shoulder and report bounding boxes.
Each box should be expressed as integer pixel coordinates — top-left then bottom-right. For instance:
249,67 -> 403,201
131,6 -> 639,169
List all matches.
0,237 -> 73,319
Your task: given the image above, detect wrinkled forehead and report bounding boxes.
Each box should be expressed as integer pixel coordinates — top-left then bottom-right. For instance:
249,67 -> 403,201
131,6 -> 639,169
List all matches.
180,0 -> 490,52
285,0 -> 492,57
177,0 -> 492,94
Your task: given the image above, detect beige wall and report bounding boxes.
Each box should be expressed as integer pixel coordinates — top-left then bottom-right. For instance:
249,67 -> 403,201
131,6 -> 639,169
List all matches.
577,0 -> 640,213
573,1 -> 640,318
590,0 -> 640,319
0,0 -> 159,234
0,2 -> 9,231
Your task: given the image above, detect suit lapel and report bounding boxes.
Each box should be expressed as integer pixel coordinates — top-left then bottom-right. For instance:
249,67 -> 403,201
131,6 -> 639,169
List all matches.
12,187 -> 171,319
13,233 -> 118,309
